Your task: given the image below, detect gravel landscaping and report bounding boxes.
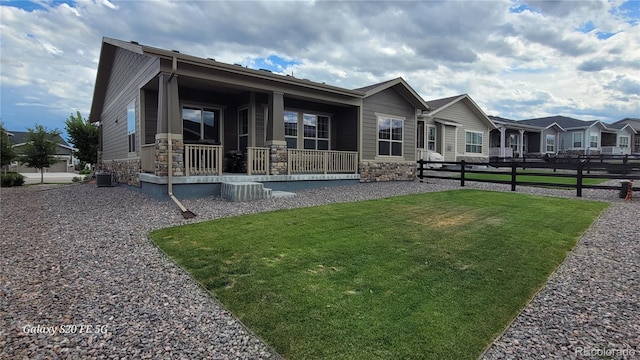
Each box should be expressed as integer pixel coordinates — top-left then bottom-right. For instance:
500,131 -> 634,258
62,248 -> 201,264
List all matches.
1,178 -> 637,359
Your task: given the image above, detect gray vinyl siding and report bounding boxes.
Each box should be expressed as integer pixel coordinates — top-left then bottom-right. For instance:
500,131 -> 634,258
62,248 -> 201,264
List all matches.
443,125 -> 456,161
362,88 -> 416,161
255,104 -> 265,147
434,102 -> 489,158
100,48 -> 159,160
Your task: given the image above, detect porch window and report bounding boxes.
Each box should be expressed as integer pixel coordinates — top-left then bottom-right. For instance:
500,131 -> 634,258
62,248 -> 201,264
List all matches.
303,114 -> 329,150
284,110 -> 298,149
427,126 -> 436,151
619,136 -> 629,148
509,134 -> 519,153
127,101 -> 136,153
182,107 -> 220,143
238,108 -> 249,152
546,134 -> 555,153
465,131 -> 483,154
377,116 -> 403,156
572,132 -> 583,148
589,133 -> 599,148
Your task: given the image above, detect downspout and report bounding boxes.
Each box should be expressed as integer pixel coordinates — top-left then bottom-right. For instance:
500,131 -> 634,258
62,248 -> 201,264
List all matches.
167,56 -> 196,218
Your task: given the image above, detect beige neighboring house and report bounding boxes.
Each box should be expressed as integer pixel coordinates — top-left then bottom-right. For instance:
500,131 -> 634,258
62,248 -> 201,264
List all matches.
6,131 -> 74,173
417,94 -> 497,162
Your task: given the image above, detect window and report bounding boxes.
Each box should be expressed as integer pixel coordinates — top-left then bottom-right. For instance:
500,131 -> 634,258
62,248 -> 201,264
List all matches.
509,134 -> 519,153
377,116 -> 403,156
572,132 -> 583,148
546,134 -> 555,153
182,107 -> 221,143
238,108 -> 249,152
127,101 -> 136,153
589,133 -> 599,148
284,110 -> 298,149
302,114 -> 329,150
619,136 -> 629,148
465,131 -> 483,154
427,126 -> 436,151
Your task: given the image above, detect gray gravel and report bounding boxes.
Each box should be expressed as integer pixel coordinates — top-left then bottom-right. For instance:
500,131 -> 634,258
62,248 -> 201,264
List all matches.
1,178 -> 637,359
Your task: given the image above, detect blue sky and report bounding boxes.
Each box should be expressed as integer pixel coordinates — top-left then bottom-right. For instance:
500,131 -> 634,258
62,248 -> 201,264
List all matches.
1,0 -> 639,142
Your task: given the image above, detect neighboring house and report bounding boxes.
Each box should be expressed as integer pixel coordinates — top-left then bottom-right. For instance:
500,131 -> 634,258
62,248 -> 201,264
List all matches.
610,118 -> 640,154
487,115 -> 637,158
417,94 -> 497,162
6,131 -> 74,173
89,37 -> 433,197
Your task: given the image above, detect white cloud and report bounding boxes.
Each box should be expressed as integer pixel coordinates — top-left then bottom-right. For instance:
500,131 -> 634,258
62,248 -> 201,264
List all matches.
0,0 -> 638,135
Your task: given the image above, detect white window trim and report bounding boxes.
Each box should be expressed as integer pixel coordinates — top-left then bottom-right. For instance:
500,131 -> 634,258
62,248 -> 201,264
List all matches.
619,135 -> 630,148
589,132 -> 599,149
427,125 -> 436,151
375,113 -> 405,158
572,132 -> 583,149
464,130 -> 483,155
127,100 -> 136,155
545,134 -> 556,153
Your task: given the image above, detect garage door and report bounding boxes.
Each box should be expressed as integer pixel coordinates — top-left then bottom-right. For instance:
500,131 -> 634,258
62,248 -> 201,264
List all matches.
48,161 -> 68,172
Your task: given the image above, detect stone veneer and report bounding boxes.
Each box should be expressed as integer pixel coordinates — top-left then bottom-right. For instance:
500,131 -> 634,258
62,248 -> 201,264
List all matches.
155,136 -> 184,177
269,144 -> 288,175
100,159 -> 141,187
358,161 -> 416,182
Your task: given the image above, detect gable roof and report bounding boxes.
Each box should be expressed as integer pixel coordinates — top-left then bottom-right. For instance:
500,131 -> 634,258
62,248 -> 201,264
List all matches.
518,115 -> 601,129
611,117 -> 640,131
90,37 -> 368,123
7,131 -> 71,148
355,77 -> 429,111
607,122 -> 638,133
423,94 -> 497,129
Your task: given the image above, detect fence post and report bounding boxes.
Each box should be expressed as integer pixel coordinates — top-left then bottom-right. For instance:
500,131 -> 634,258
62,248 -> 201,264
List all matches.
418,160 -> 424,181
586,156 -> 591,174
576,160 -> 583,197
511,163 -> 517,192
460,160 -> 466,187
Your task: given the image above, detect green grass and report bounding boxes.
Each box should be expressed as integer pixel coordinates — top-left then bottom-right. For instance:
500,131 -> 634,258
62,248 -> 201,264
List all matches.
151,190 -> 607,360
454,170 -> 608,187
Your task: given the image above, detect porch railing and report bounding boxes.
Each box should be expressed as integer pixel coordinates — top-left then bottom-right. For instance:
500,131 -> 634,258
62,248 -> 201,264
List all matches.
247,147 -> 270,175
490,147 -> 514,157
288,149 -> 358,174
184,144 -> 223,176
141,144 -> 155,173
602,146 -> 631,155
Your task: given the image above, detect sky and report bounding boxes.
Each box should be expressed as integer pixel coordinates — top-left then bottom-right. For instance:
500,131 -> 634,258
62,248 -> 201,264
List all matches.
1,0 -> 639,142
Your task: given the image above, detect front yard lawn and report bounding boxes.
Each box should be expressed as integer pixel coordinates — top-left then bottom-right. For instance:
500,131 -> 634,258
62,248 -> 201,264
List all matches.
151,189 -> 607,359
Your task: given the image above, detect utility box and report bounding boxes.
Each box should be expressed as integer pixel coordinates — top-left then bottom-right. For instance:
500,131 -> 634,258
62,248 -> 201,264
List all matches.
96,172 -> 115,187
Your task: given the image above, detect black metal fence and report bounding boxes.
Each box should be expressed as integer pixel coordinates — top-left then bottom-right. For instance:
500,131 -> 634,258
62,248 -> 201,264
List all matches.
417,155 -> 640,198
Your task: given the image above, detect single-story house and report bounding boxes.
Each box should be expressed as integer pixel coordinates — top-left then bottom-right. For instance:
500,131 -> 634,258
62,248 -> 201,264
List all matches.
417,94 -> 497,162
91,37 -> 448,198
5,131 -> 74,173
487,115 -> 637,158
610,118 -> 640,154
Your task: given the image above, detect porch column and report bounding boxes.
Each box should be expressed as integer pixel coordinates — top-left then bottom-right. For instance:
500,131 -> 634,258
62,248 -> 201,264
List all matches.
266,91 -> 285,145
155,73 -> 184,176
518,129 -> 525,158
499,126 -> 506,158
265,91 -> 287,174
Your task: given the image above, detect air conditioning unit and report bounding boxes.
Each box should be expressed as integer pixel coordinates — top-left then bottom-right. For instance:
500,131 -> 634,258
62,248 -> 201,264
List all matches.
96,172 -> 115,187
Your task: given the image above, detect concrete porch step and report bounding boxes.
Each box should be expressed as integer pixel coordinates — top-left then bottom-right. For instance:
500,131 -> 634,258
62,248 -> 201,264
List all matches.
270,190 -> 296,199
221,181 -> 271,202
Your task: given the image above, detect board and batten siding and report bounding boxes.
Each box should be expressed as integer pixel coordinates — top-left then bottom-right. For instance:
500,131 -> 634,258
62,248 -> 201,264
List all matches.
100,48 -> 159,160
432,101 -> 490,158
361,88 -> 417,161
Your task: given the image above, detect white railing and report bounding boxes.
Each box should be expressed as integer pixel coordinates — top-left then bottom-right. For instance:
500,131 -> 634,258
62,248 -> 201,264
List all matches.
601,146 -> 631,155
288,149 -> 358,174
247,147 -> 270,175
490,147 -> 513,157
141,144 -> 155,173
184,144 -> 223,176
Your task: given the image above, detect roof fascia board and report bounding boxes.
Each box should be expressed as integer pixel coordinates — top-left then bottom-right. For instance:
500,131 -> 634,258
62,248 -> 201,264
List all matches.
429,95 -> 496,129
434,119 -> 460,127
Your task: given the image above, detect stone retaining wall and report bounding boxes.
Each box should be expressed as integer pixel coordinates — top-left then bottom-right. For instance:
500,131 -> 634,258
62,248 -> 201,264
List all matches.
100,159 -> 141,187
358,161 -> 416,182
